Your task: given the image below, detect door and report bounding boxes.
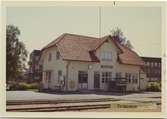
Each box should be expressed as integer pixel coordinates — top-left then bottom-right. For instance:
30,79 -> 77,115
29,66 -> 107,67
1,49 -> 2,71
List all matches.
94,72 -> 100,89
78,71 -> 88,90
44,71 -> 51,89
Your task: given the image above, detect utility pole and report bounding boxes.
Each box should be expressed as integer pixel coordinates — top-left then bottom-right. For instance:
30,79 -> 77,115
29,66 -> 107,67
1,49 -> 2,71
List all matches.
98,6 -> 101,39
113,1 -> 116,6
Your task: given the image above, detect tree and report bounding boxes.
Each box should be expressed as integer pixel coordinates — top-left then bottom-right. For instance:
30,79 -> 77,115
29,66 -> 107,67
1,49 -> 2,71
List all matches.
110,27 -> 133,49
125,40 -> 133,49
6,25 -> 28,82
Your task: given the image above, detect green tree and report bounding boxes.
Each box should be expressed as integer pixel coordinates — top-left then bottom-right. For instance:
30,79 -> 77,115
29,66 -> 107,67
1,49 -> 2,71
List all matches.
6,25 -> 28,82
111,27 -> 133,49
125,40 -> 133,49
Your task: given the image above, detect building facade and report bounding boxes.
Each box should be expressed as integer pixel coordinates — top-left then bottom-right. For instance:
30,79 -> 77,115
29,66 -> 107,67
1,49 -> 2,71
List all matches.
141,57 -> 161,82
29,50 -> 42,82
39,33 -> 148,92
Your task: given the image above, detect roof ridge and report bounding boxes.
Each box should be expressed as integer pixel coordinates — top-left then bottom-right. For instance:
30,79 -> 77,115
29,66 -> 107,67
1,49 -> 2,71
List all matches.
42,33 -> 112,51
64,33 -> 100,40
41,33 -> 67,51
56,33 -> 67,44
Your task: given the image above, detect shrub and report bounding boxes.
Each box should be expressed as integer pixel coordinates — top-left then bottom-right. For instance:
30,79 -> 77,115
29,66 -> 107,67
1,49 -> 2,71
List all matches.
146,82 -> 161,92
30,83 -> 39,89
17,82 -> 29,90
10,82 -> 39,90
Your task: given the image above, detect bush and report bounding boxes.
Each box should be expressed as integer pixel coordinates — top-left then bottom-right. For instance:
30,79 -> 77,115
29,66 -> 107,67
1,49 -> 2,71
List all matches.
10,82 -> 39,90
146,82 -> 161,92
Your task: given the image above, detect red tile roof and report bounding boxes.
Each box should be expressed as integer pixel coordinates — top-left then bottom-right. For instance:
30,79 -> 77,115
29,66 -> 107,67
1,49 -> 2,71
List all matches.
116,42 -> 144,66
41,33 -> 144,66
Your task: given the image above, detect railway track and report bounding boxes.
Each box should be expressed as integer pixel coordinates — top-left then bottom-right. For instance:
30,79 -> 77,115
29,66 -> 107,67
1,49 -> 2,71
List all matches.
7,98 -> 115,112
7,98 -> 118,105
7,103 -> 111,112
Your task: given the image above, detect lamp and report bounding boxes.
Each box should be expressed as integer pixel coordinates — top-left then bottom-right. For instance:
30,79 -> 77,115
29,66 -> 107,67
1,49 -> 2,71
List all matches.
88,65 -> 92,69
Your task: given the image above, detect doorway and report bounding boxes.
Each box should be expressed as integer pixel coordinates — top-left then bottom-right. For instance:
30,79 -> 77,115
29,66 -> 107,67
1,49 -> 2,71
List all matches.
94,71 -> 100,89
78,71 -> 88,90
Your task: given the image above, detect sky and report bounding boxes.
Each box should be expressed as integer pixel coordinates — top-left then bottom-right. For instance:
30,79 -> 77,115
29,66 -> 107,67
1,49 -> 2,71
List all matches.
6,7 -> 161,58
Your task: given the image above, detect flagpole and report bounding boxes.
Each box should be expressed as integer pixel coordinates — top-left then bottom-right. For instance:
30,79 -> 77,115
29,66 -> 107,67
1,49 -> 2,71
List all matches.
99,6 -> 101,39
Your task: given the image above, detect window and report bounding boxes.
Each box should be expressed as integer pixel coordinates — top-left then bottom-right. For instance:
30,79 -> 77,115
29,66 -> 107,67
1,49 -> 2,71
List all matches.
102,72 -> 112,83
132,75 -> 135,83
58,70 -> 62,82
116,72 -> 127,82
131,74 -> 138,84
78,71 -> 88,83
56,51 -> 60,60
101,51 -> 112,61
126,73 -> 131,83
46,71 -> 51,83
48,53 -> 52,62
115,72 -> 122,79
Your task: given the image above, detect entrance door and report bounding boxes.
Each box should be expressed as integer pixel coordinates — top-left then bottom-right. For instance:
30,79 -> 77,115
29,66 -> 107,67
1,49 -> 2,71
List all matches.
78,71 -> 88,90
94,72 -> 100,89
44,71 -> 51,89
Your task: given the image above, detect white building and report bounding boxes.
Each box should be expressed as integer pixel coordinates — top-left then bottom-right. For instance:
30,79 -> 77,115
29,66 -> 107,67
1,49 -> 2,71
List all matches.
39,33 -> 148,92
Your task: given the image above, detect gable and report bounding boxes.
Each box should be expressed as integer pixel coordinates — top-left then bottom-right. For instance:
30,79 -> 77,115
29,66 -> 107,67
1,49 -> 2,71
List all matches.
39,46 -> 62,65
95,38 -> 120,62
96,37 -> 121,53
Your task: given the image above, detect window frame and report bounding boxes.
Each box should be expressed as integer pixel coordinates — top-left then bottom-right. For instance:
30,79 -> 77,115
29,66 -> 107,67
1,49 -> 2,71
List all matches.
115,72 -> 122,80
48,53 -> 52,62
78,71 -> 88,83
56,51 -> 60,60
102,72 -> 112,83
101,51 -> 112,61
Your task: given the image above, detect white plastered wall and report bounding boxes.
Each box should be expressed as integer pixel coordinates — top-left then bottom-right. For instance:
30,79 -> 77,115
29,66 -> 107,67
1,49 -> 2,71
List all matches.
40,47 -> 67,90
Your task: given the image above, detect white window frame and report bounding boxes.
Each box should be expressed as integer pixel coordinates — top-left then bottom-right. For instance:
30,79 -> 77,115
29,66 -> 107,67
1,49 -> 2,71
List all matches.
101,51 -> 112,61
102,72 -> 112,83
48,53 -> 52,62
